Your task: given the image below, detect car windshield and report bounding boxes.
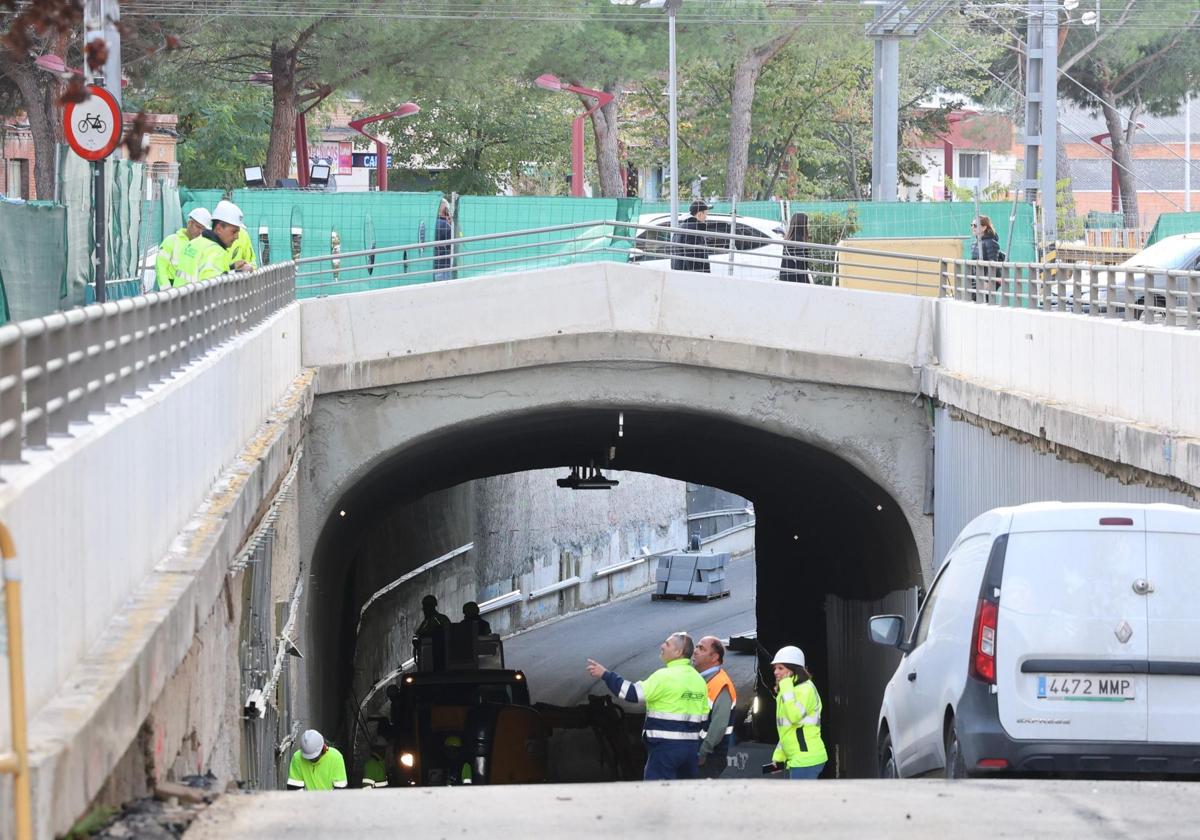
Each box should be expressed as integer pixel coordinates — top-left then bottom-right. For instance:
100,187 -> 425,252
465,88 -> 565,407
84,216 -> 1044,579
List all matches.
1122,238 -> 1200,271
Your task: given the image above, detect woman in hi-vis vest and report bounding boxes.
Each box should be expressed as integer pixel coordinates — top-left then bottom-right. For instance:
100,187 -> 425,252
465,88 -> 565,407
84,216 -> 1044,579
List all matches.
768,645 -> 828,779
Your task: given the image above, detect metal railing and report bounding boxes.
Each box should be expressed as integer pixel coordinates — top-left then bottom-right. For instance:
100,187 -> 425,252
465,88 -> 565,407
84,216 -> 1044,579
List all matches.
0,521 -> 31,840
0,263 -> 295,475
939,259 -> 1200,328
295,219 -> 946,295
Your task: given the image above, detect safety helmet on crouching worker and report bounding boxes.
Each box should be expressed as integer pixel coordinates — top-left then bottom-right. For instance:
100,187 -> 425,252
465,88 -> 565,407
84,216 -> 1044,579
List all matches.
300,729 -> 325,760
771,645 -> 806,669
211,199 -> 245,229
187,208 -> 212,229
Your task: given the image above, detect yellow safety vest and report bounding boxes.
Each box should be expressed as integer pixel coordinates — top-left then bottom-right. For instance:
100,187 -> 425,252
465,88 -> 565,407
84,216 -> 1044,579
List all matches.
772,675 -> 828,768
229,227 -> 257,269
175,234 -> 231,286
155,228 -> 187,289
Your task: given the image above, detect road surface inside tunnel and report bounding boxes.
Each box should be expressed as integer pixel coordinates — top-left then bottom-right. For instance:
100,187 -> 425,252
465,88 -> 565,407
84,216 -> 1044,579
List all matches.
504,552 -> 759,708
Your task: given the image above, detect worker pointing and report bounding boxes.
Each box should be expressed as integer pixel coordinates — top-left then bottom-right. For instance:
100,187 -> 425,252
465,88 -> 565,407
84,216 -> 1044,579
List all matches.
586,632 -> 709,780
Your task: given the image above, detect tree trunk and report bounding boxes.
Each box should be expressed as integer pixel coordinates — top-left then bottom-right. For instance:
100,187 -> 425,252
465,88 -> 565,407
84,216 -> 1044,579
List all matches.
726,31 -> 797,201
587,84 -> 624,198
1099,86 -> 1140,227
1,54 -> 57,200
264,41 -> 298,186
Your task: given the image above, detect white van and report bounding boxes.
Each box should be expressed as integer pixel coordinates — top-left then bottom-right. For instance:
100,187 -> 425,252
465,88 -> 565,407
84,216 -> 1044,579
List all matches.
869,502 -> 1200,778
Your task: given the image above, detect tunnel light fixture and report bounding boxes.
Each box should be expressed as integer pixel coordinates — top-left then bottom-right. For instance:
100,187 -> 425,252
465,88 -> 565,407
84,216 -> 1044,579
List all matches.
876,504 -> 883,511
339,509 -> 347,518
556,466 -> 619,490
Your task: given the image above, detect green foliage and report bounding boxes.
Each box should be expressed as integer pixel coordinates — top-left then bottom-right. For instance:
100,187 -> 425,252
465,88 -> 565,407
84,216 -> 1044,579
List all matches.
130,84 -> 272,190
806,207 -> 859,285
384,80 -> 573,196
1057,177 -> 1085,242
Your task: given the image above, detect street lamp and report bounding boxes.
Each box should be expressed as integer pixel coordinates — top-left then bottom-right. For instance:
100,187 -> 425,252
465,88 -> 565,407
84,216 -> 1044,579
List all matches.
611,0 -> 682,227
534,74 -> 614,198
349,103 -> 421,193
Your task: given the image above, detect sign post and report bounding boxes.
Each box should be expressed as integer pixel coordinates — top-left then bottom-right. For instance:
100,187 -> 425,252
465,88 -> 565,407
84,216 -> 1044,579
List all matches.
63,85 -> 121,303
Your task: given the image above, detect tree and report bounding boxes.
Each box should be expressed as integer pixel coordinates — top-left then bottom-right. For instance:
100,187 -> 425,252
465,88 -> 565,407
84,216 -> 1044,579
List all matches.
382,81 -> 572,196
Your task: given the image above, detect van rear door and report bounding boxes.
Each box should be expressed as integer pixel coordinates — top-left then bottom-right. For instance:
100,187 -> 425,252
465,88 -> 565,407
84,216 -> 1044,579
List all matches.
1143,507 -> 1200,744
996,510 -> 1148,742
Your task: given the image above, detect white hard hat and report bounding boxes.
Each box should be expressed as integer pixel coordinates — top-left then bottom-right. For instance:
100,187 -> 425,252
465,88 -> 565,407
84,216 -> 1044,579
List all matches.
300,729 -> 325,760
187,208 -> 212,229
211,199 -> 244,229
771,645 -> 806,669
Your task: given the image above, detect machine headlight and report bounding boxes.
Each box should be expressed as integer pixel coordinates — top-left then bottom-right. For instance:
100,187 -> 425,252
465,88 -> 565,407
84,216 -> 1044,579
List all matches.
752,697 -> 760,715
400,752 -> 415,768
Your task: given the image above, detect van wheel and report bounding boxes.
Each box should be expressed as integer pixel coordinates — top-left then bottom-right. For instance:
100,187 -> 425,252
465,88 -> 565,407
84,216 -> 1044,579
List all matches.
944,719 -> 967,779
878,732 -> 899,779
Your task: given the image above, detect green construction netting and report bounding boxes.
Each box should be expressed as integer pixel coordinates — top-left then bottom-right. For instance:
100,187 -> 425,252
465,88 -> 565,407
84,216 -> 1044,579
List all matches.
1146,212 -> 1200,246
453,196 -> 631,278
639,200 -> 785,223
181,189 -> 444,297
1085,211 -> 1126,230
0,201 -> 64,323
785,200 -> 1038,263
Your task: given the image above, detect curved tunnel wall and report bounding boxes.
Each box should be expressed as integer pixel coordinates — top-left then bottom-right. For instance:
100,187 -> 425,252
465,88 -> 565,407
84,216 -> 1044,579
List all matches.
299,358 -> 933,774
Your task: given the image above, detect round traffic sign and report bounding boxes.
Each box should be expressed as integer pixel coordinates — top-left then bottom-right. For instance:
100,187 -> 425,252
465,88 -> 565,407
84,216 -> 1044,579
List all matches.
64,85 -> 122,161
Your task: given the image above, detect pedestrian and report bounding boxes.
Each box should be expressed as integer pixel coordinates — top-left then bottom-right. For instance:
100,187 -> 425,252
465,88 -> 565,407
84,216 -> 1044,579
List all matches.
459,601 -> 492,636
766,646 -> 827,780
671,200 -> 713,273
969,215 -> 1004,301
175,200 -> 245,285
434,199 -> 453,281
692,635 -> 737,778
286,729 -> 348,790
780,212 -> 812,283
970,215 -> 1002,262
586,631 -> 709,780
155,208 -> 212,290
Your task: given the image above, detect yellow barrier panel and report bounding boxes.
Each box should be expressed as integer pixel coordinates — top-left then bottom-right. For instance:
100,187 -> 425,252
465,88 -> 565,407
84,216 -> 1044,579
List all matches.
0,522 -> 31,840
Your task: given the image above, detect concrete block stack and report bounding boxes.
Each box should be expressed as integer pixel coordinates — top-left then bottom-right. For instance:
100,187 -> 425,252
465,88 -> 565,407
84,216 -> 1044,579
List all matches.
654,551 -> 731,599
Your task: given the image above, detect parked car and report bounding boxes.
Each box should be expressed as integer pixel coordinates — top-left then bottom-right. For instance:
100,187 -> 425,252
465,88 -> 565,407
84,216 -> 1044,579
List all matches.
869,502 -> 1200,779
628,213 -> 785,281
1057,233 -> 1200,315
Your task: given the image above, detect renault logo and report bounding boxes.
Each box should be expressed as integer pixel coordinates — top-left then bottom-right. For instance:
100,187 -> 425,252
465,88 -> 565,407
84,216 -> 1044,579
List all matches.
1115,620 -> 1133,644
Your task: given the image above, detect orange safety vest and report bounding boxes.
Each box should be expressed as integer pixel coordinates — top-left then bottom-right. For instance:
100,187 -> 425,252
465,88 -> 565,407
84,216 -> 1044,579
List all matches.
704,668 -> 737,740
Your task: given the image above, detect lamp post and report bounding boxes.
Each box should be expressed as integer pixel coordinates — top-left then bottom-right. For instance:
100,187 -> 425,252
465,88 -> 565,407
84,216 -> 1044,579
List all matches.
534,74 -> 614,198
611,0 -> 681,227
349,103 -> 421,192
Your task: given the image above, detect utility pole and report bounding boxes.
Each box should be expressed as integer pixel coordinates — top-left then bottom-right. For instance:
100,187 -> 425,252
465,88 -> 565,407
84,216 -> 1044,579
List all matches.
84,0 -> 121,301
866,1 -> 953,203
1023,0 -> 1058,248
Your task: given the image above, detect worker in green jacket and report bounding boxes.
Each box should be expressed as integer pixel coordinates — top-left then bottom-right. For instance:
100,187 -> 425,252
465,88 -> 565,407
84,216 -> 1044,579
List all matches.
229,226 -> 258,270
175,200 -> 245,286
155,208 -> 212,289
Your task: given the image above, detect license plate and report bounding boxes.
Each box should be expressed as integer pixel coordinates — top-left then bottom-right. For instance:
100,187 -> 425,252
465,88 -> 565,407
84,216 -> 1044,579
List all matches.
1037,674 -> 1135,701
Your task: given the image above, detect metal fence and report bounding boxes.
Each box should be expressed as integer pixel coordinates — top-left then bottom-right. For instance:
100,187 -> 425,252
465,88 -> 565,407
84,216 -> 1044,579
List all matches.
939,258 -> 1200,328
0,262 -> 295,473
296,219 -> 947,295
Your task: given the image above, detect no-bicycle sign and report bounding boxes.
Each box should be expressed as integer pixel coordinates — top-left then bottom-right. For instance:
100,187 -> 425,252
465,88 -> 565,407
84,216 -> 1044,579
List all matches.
64,85 -> 122,162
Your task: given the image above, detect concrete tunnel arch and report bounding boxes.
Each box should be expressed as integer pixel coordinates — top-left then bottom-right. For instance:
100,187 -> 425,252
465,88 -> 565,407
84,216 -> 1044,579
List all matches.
300,360 -> 933,776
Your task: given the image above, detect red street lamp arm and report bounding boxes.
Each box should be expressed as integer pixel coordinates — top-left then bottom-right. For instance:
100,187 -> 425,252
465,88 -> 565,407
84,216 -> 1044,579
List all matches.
535,74 -> 614,197
348,103 -> 421,193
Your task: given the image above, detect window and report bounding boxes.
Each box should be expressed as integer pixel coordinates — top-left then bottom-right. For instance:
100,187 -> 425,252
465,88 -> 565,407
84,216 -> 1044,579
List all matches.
957,152 -> 987,180
911,564 -> 948,647
5,159 -> 30,200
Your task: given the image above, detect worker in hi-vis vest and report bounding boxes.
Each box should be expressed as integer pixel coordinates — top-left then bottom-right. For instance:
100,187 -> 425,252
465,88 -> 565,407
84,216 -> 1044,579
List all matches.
693,634 -> 737,778
155,208 -> 211,289
287,729 -> 348,791
586,631 -> 710,780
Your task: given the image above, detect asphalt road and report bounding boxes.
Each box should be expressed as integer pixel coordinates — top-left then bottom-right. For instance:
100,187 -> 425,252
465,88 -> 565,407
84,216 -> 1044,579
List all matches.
505,552 -> 759,708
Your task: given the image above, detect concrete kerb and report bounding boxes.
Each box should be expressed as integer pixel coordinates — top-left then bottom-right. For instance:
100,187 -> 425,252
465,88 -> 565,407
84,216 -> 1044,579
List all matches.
25,369 -> 314,839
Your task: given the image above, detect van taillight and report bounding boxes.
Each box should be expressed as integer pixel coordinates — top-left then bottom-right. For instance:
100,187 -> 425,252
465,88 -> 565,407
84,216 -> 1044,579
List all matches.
969,599 -> 998,684
1099,517 -> 1134,526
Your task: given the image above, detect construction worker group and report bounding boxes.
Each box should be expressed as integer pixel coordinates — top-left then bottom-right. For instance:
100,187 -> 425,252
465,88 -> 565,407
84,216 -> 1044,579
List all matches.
154,198 -> 258,289
587,634 -> 826,781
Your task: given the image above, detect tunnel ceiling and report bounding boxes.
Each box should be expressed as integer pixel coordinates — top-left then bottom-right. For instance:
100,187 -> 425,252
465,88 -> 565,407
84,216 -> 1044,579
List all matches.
317,405 -> 919,596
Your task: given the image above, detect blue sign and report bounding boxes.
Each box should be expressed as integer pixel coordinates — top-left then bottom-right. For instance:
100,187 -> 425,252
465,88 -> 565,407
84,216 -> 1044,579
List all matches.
352,153 -> 394,168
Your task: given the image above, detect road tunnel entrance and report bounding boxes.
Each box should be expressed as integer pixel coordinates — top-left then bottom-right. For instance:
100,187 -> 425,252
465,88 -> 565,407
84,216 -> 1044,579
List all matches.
304,390 -> 929,782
